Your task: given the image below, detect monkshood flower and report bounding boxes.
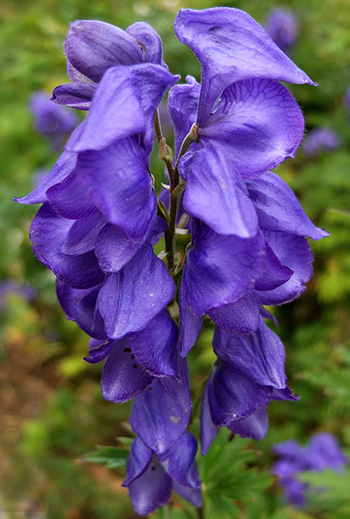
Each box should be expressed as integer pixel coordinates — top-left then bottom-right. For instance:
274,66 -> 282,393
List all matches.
303,127 -> 341,156
52,19 -> 168,110
29,92 -> 78,149
265,9 -> 299,53
179,171 -> 327,355
200,318 -> 299,453
124,433 -> 201,515
272,433 -> 347,507
0,280 -> 36,311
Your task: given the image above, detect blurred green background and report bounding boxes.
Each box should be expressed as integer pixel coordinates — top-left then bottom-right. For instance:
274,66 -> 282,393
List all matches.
0,0 -> 349,518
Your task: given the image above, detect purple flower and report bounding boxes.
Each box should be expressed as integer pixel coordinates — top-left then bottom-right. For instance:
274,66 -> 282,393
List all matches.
272,433 -> 347,507
52,20 -> 168,110
0,280 -> 36,311
303,128 -> 341,156
124,433 -> 201,515
265,9 -> 299,53
29,92 -> 78,149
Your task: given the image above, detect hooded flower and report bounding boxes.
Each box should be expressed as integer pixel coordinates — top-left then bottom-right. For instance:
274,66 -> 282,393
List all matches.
124,433 -> 201,515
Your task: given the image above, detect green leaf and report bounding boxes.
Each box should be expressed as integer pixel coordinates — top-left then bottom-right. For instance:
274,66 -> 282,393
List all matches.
80,446 -> 129,469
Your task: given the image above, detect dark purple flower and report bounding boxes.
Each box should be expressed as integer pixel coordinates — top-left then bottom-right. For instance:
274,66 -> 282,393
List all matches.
265,9 -> 299,53
272,433 -> 347,507
29,92 -> 78,149
124,433 -> 201,515
303,128 -> 341,156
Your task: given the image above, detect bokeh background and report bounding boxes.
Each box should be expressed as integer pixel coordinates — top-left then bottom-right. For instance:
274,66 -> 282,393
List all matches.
1,0 -> 349,518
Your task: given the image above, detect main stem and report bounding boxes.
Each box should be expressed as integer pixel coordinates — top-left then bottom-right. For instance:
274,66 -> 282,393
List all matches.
154,110 -> 199,272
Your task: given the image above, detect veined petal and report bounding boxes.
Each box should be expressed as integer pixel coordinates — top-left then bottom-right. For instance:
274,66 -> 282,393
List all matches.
160,354 -> 192,414
130,378 -> 190,455
97,244 -> 175,339
174,8 -> 316,125
15,151 -> 77,205
227,408 -> 268,440
258,231 -> 313,305
199,79 -> 305,179
51,82 -> 96,110
124,437 -> 152,487
101,339 -> 154,403
30,204 -> 104,289
159,432 -> 201,489
127,310 -> 179,379
65,20 -> 143,83
67,64 -> 179,154
247,171 -> 328,239
213,319 -> 287,389
127,22 -> 166,67
208,362 -> 272,426
168,76 -> 200,158
180,144 -> 258,236
74,137 -> 156,240
182,221 -> 265,316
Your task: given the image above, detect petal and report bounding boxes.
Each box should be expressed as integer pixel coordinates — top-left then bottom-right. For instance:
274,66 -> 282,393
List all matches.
84,338 -> 112,364
30,204 -> 104,289
127,22 -> 166,67
46,170 -> 94,220
124,436 -> 152,486
254,241 -> 293,292
208,362 -> 272,426
56,283 -> 105,339
208,293 -> 261,335
168,76 -> 200,158
213,320 -> 286,389
67,64 -> 179,155
159,432 -> 201,489
247,171 -> 328,239
65,20 -> 143,83
98,244 -> 175,339
200,79 -> 305,179
160,354 -> 192,414
200,383 -> 219,455
179,281 -> 204,357
227,408 -> 268,440
180,144 -> 258,237
128,457 -> 172,515
130,378 -> 190,455
128,310 -> 179,379
173,482 -> 202,507
182,221 -> 265,316
174,8 -> 315,125
61,212 -> 106,255
258,232 -> 313,305
51,82 -> 96,110
101,339 -> 154,403
74,137 -> 156,240
15,151 -> 77,205
272,387 -> 299,401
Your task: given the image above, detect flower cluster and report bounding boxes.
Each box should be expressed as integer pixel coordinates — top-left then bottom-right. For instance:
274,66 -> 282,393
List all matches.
272,433 -> 347,507
17,7 -> 326,515
303,127 -> 340,156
